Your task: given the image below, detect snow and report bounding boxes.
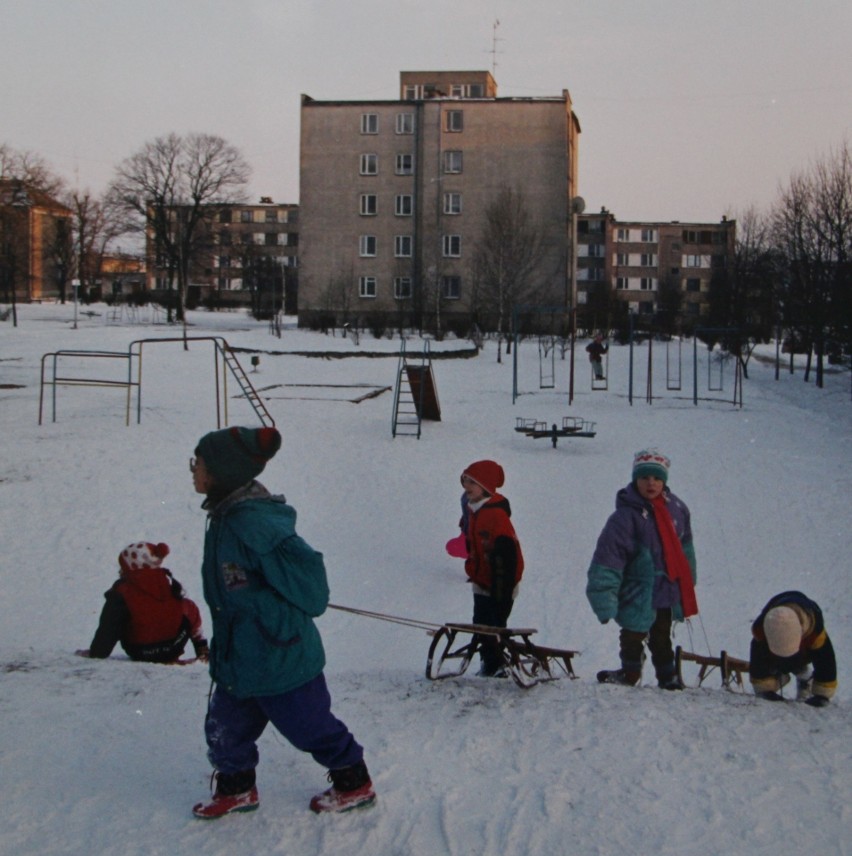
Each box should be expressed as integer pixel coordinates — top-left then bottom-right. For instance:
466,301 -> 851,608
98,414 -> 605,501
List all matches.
1,304 -> 850,856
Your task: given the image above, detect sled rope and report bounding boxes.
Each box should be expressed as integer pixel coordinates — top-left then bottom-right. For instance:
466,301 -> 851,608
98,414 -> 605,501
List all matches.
328,603 -> 441,633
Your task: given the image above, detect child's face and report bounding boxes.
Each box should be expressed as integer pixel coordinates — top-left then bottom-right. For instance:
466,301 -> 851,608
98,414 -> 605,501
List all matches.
636,475 -> 665,501
190,455 -> 216,495
461,475 -> 488,503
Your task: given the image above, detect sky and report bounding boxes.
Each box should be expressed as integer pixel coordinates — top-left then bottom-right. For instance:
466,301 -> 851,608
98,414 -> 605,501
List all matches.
1,304 -> 850,854
2,0 -> 851,223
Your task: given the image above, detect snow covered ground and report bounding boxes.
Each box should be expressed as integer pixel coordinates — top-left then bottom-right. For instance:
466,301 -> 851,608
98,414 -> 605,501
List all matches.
1,303 -> 850,856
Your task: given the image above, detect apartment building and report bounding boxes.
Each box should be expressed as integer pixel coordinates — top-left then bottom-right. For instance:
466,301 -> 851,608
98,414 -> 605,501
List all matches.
0,179 -> 72,302
577,209 -> 735,325
145,198 -> 298,313
298,70 -> 580,331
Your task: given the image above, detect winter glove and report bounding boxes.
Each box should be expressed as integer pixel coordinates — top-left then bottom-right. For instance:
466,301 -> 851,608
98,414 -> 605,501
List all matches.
756,690 -> 784,702
805,695 -> 830,708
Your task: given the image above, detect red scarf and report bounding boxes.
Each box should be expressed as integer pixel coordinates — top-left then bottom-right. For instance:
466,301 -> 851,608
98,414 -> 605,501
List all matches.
651,495 -> 698,618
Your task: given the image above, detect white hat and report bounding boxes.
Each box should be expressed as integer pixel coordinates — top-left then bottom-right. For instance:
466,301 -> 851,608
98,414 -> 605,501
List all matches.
763,606 -> 802,657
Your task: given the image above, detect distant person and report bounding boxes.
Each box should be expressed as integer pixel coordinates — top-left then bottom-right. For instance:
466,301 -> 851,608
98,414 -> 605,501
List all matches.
189,426 -> 376,819
586,334 -> 608,380
459,460 -> 524,677
749,591 -> 836,707
78,541 -> 208,663
586,449 -> 697,690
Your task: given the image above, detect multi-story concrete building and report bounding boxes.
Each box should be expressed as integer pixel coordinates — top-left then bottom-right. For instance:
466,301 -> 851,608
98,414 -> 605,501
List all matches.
145,198 -> 298,313
299,70 -> 580,331
577,208 -> 735,329
0,179 -> 73,303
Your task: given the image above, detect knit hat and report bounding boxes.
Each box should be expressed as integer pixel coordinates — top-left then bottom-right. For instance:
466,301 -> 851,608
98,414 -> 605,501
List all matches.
195,426 -> 282,491
119,541 -> 169,573
632,448 -> 670,484
763,606 -> 803,657
461,460 -> 505,496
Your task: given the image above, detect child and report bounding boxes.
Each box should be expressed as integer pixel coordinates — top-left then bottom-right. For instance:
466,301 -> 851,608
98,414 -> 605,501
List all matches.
586,334 -> 608,380
460,460 -> 524,677
749,590 -> 837,707
586,448 -> 697,690
79,541 -> 208,663
189,426 -> 376,819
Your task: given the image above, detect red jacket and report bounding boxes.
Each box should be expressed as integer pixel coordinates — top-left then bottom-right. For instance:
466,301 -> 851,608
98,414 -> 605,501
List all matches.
464,494 -> 524,600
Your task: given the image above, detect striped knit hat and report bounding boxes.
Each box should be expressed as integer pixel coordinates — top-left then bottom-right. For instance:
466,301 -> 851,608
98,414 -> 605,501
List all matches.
195,426 -> 282,492
632,448 -> 671,484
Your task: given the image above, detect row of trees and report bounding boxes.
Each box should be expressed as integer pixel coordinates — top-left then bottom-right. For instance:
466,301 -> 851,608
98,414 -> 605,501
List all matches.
1,135 -> 252,323
706,141 -> 851,386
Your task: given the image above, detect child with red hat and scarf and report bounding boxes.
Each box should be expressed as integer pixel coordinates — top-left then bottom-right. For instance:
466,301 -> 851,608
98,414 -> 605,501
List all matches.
586,448 -> 697,690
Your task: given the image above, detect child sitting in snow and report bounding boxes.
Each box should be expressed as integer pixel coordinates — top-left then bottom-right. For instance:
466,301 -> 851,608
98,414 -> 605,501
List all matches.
586,448 -> 697,690
749,590 -> 837,707
460,460 -> 525,677
78,542 -> 208,663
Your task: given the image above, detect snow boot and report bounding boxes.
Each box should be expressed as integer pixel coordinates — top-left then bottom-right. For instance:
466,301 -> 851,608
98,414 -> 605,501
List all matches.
596,668 -> 640,686
658,675 -> 685,691
193,770 -> 259,820
310,760 -> 376,813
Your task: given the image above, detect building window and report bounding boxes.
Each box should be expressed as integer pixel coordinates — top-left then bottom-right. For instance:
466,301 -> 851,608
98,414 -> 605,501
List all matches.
253,232 -> 265,245
443,150 -> 463,174
360,113 -> 379,134
395,113 -> 415,134
265,209 -> 278,223
265,233 -> 277,246
360,153 -> 378,175
616,228 -> 629,241
394,277 -> 412,299
441,275 -> 461,299
615,252 -> 629,266
445,110 -> 463,132
443,192 -> 462,215
442,235 -> 461,257
586,243 -> 603,258
219,210 -> 232,224
403,84 -> 422,100
683,254 -> 710,268
395,154 -> 414,175
616,277 -> 629,290
394,235 -> 413,257
686,278 -> 701,292
359,235 -> 377,257
360,194 -> 377,216
640,253 -> 657,266
240,210 -> 253,223
640,277 -> 657,290
395,194 -> 413,216
359,276 -> 376,298
218,230 -> 231,246
641,228 -> 657,242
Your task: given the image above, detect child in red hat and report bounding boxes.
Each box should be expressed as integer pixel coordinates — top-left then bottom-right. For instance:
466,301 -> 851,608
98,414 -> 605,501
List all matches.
79,541 -> 208,663
459,460 -> 525,676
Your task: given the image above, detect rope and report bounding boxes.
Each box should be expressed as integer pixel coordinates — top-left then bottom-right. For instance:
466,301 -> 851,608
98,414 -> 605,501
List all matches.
328,603 -> 441,633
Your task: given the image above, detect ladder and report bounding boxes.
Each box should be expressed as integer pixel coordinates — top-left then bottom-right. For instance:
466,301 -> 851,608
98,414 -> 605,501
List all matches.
218,340 -> 276,427
392,339 -> 440,438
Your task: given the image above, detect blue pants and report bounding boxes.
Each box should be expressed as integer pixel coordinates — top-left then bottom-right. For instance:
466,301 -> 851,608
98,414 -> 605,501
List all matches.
205,673 -> 364,775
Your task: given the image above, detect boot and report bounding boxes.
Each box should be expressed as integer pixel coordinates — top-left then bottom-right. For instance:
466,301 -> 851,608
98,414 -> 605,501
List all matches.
596,668 -> 640,686
310,760 -> 376,813
192,770 -> 259,820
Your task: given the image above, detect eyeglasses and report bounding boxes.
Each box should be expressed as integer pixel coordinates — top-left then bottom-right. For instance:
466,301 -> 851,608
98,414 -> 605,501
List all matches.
189,457 -> 197,474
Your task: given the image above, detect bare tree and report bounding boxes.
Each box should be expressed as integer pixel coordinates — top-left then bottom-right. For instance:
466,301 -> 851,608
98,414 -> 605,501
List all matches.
470,186 -> 545,362
0,144 -> 65,197
107,133 -> 250,322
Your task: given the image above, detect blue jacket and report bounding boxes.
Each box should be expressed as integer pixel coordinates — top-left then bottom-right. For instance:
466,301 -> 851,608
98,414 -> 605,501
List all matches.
586,484 -> 696,632
201,482 -> 329,698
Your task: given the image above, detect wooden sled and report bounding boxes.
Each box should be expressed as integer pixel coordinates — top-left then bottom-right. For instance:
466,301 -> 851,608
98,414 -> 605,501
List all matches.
675,645 -> 749,690
426,623 -> 579,689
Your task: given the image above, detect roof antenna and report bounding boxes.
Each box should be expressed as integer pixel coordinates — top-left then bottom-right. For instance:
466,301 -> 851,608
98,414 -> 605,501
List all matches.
489,19 -> 503,76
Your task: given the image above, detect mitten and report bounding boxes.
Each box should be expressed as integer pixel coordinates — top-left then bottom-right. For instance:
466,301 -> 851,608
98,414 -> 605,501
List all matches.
805,695 -> 829,708
756,690 -> 784,702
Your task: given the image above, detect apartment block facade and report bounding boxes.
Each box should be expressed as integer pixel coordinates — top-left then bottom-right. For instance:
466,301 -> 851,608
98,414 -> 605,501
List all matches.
0,179 -> 72,302
145,198 -> 298,312
577,208 -> 735,325
298,71 -> 580,330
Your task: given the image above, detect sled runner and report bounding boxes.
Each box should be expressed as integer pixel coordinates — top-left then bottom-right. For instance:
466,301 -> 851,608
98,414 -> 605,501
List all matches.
675,646 -> 749,690
426,623 -> 580,689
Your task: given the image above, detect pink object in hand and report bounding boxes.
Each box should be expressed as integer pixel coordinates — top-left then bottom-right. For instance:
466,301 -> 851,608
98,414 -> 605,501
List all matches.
445,533 -> 468,559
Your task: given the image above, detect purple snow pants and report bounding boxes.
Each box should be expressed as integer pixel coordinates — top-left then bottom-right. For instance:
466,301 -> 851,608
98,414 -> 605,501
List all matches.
205,672 -> 364,775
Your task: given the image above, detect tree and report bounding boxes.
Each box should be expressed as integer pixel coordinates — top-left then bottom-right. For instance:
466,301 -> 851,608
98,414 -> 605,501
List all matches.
706,208 -> 776,377
66,190 -> 124,298
470,186 -> 545,362
0,144 -> 65,197
107,133 -> 250,322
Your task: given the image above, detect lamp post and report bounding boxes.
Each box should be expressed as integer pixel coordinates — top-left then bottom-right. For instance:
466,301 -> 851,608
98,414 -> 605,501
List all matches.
568,196 -> 585,405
